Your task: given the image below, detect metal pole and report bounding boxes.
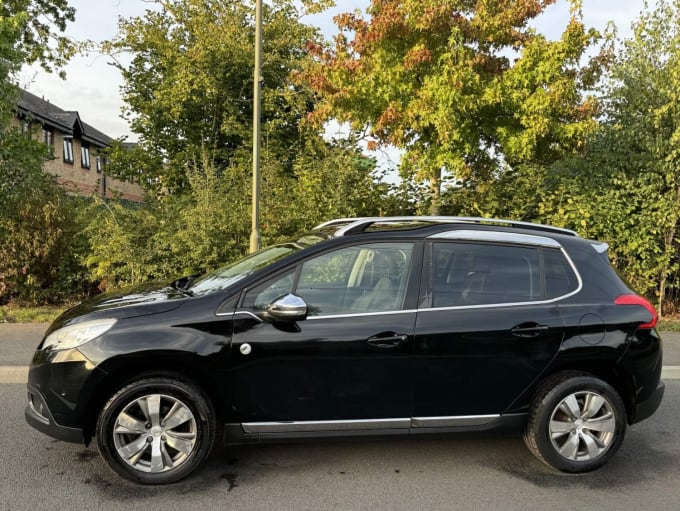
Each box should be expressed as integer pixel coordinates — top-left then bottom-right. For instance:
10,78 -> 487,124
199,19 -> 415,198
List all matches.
249,0 -> 263,253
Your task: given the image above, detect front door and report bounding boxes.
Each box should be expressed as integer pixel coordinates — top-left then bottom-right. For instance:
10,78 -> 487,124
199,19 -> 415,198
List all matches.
228,241 -> 420,428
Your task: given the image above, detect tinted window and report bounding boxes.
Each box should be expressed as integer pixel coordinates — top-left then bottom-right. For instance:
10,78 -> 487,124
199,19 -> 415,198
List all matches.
243,242 -> 414,316
432,242 -> 541,307
544,248 -> 579,298
242,270 -> 296,310
297,243 -> 413,316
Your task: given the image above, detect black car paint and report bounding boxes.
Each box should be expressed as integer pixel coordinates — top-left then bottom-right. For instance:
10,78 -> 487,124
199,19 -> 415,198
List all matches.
25,223 -> 664,447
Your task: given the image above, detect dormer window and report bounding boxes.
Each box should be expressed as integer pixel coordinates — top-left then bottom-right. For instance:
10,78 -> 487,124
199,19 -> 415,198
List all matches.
63,137 -> 74,163
81,144 -> 91,169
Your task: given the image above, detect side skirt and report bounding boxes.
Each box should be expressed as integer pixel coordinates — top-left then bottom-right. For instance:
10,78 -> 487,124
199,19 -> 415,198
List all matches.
223,414 -> 527,444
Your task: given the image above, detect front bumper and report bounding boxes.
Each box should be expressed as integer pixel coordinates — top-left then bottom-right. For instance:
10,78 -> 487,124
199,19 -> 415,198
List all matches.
633,381 -> 665,424
25,383 -> 84,443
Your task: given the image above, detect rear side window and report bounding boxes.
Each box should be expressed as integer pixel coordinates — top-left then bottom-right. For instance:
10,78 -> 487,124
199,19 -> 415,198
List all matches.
432,242 -> 541,307
543,248 -> 579,299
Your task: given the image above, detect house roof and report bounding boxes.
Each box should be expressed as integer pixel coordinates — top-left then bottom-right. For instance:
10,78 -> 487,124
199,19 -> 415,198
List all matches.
17,89 -> 114,147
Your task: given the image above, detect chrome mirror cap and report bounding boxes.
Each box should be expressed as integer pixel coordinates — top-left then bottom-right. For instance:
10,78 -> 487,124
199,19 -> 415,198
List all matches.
266,294 -> 308,322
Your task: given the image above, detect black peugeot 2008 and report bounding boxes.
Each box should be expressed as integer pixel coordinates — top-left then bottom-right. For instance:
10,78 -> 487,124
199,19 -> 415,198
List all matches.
26,217 -> 664,484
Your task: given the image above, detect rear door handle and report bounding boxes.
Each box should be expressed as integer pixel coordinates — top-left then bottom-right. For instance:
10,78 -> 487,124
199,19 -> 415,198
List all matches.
367,333 -> 408,348
511,323 -> 550,338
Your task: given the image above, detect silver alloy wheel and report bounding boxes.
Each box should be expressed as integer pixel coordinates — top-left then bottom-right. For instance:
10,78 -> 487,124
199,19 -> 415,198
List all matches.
112,393 -> 198,473
548,390 -> 616,462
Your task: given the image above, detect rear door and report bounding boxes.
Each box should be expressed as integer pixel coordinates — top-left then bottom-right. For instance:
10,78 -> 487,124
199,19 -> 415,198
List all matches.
412,235 -> 569,422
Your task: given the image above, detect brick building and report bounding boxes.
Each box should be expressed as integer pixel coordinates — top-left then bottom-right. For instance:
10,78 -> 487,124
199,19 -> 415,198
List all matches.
16,90 -> 143,202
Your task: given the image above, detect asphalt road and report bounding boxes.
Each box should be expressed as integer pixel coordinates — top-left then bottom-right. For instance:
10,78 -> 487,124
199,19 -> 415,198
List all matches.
1,324 -> 679,510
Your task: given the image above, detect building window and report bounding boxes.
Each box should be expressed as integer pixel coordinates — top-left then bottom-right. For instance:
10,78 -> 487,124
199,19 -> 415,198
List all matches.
81,144 -> 91,169
96,156 -> 103,173
63,138 -> 74,163
42,126 -> 53,146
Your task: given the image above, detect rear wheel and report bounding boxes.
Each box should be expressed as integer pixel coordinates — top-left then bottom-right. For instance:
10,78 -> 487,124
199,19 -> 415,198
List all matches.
96,377 -> 215,484
524,374 -> 626,473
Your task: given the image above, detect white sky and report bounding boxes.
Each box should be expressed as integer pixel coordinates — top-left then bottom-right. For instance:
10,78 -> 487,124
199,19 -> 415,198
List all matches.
18,0 -> 649,143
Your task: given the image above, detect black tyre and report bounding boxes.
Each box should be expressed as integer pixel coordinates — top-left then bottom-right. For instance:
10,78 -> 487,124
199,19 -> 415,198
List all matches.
96,376 -> 216,484
524,373 -> 626,473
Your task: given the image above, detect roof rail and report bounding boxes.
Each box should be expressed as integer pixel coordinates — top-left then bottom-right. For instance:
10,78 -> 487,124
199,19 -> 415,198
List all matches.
312,216 -> 579,237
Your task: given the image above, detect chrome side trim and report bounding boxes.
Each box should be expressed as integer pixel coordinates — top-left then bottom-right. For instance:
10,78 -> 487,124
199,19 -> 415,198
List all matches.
241,418 -> 411,434
411,415 -> 499,428
241,415 -> 512,434
428,230 -> 562,248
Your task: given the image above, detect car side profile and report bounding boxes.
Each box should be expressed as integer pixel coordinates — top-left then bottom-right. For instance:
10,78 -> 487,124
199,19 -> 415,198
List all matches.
25,216 -> 664,484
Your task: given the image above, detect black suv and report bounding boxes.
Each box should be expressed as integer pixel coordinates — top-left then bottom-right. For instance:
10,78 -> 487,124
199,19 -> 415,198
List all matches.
25,217 -> 664,484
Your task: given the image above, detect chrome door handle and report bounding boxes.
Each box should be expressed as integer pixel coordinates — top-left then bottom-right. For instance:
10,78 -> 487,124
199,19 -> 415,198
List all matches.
511,324 -> 549,338
367,334 -> 408,348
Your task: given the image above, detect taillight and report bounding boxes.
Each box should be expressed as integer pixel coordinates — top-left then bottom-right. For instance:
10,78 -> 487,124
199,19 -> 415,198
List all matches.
614,294 -> 658,329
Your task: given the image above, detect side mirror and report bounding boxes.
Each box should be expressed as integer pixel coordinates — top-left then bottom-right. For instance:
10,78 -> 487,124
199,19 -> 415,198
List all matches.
266,294 -> 308,322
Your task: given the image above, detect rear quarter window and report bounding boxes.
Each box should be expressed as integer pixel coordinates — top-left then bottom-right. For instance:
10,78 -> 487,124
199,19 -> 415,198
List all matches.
543,248 -> 579,299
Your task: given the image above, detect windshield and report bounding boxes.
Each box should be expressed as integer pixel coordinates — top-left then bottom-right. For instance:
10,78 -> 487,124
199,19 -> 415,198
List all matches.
187,233 -> 328,296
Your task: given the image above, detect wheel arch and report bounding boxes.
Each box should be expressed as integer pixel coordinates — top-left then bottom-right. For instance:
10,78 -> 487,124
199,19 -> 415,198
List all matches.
81,352 -> 228,445
511,363 -> 636,424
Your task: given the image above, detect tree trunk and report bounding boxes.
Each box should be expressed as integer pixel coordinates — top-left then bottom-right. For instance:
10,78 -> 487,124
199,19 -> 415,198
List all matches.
429,167 -> 442,216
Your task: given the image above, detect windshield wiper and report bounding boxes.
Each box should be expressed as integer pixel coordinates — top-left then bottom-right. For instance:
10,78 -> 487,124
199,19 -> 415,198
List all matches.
170,274 -> 199,296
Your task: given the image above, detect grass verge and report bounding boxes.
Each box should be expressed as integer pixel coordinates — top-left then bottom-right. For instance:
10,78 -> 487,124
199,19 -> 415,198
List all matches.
658,318 -> 680,332
0,306 -> 65,324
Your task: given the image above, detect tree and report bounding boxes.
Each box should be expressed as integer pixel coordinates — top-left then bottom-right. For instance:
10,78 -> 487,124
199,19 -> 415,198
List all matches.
301,0 -> 608,213
0,0 -> 80,303
103,0 -> 327,194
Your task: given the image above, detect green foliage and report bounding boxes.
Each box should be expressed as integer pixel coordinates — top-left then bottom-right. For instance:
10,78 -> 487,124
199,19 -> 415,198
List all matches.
83,140 -> 404,289
0,0 -> 82,304
0,0 -> 76,76
442,0 -> 680,314
301,0 -> 608,213
103,0 -> 323,194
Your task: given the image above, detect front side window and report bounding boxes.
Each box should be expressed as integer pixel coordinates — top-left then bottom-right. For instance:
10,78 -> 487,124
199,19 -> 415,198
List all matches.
81,145 -> 91,169
432,242 -> 541,307
63,138 -> 74,163
243,242 -> 414,316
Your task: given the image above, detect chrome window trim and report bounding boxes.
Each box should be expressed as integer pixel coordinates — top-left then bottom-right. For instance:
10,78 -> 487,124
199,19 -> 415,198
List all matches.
428,230 -> 562,248
218,242 -> 582,320
306,309 -> 417,321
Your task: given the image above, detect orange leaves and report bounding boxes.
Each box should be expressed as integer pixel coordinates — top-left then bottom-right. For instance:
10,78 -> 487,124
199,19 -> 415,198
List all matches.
404,45 -> 432,70
376,104 -> 402,131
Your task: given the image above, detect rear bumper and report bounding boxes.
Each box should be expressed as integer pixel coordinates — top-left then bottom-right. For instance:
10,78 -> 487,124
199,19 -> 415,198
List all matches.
25,383 -> 84,444
632,381 -> 665,424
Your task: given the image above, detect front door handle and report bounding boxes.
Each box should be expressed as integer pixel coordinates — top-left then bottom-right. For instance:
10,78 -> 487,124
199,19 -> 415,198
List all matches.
511,323 -> 550,338
367,333 -> 408,348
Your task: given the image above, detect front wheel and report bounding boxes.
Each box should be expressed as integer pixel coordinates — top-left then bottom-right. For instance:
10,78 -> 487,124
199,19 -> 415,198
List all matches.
96,377 -> 216,484
524,374 -> 626,473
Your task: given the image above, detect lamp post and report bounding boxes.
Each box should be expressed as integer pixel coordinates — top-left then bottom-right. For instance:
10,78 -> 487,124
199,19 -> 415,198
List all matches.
249,0 -> 263,253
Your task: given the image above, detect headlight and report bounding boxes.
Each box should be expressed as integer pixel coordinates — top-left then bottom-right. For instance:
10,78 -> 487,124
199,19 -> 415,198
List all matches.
42,318 -> 118,351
